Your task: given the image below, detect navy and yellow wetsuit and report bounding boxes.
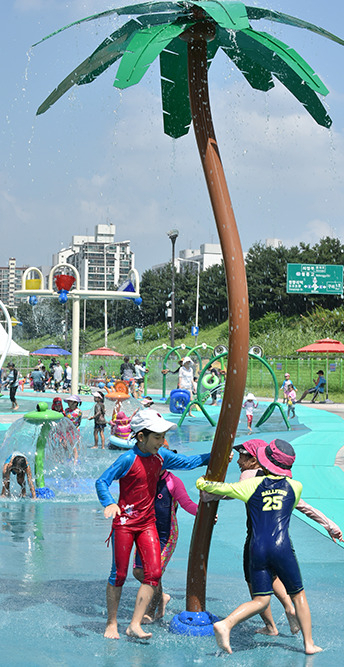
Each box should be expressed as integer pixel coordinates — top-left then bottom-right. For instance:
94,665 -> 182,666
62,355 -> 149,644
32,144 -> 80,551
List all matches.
197,474 -> 304,597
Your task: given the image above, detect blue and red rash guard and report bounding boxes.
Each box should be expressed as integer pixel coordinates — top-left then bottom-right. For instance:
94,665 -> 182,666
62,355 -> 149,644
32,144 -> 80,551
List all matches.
197,474 -> 304,596
96,445 -> 209,531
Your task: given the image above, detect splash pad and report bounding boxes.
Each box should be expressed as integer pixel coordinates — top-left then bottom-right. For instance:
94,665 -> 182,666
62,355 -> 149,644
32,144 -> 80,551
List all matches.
0,402 -> 87,499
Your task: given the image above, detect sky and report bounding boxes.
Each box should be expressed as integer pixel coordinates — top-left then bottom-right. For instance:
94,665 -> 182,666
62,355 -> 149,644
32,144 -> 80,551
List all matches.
1,0 -> 344,277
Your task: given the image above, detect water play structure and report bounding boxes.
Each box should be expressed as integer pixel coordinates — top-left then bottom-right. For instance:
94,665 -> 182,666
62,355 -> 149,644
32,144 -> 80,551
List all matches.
15,264 -> 141,395
33,0 -> 344,636
0,402 -> 85,499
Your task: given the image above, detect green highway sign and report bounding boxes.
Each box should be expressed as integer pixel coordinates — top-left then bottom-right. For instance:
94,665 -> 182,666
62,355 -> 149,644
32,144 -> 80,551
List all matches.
287,263 -> 343,295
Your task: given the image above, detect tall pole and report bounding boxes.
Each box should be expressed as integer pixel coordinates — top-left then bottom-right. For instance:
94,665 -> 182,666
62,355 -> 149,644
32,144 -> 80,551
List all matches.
104,245 -> 108,348
71,296 -> 80,394
184,25 -> 249,612
195,261 -> 200,346
179,257 -> 200,345
167,229 -> 179,347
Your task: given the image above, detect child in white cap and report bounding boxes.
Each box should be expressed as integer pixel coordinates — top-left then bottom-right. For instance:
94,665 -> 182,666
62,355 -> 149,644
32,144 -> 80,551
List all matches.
96,409 -> 210,642
242,393 -> 258,433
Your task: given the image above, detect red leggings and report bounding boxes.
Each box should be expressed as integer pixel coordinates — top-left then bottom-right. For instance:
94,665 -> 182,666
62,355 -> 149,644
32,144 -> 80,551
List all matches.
109,523 -> 161,587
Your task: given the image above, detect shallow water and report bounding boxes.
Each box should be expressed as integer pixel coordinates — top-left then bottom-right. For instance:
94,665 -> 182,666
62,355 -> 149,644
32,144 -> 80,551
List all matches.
0,403 -> 343,664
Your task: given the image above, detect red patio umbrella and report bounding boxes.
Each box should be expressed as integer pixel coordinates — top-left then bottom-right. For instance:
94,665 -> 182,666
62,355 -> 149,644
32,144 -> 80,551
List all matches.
296,338 -> 344,400
85,347 -> 123,357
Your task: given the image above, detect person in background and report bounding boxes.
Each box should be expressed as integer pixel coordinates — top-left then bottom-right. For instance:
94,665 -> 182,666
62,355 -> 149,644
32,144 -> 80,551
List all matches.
53,360 -> 64,392
63,362 -> 72,392
4,362 -> 19,411
64,395 -> 82,429
110,408 -> 139,440
178,357 -> 196,416
1,453 -> 36,499
242,393 -> 258,434
134,359 -> 147,398
30,366 -> 45,392
89,391 -> 107,449
297,370 -> 326,404
286,383 -> 297,419
51,397 -> 65,413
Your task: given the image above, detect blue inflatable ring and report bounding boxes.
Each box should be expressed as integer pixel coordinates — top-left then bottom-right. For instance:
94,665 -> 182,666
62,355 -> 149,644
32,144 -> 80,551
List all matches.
201,374 -> 220,390
169,610 -> 219,636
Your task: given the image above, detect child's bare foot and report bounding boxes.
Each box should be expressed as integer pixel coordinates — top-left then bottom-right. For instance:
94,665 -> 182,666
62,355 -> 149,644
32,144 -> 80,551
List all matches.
141,614 -> 154,625
91,446 -> 98,449
213,621 -> 232,654
155,592 -> 171,620
104,622 -> 119,639
255,625 -> 278,636
126,624 -> 152,640
305,643 -> 322,655
286,610 -> 300,634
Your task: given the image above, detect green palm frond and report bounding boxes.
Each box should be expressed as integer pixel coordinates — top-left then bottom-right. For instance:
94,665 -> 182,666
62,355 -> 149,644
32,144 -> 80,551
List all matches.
219,27 -> 331,127
241,28 -> 329,96
160,33 -> 219,138
36,20 -> 140,115
34,0 -> 343,130
192,0 -> 249,30
32,2 -> 185,47
245,6 -> 344,46
115,20 -> 194,89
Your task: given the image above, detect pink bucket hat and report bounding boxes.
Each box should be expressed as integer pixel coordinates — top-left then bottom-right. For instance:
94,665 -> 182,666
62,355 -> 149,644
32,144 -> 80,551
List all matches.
234,439 -> 267,457
116,411 -> 127,421
256,439 -> 295,478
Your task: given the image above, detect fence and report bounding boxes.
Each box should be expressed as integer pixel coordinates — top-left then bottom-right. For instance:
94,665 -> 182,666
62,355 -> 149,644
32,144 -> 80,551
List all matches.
247,356 -> 344,394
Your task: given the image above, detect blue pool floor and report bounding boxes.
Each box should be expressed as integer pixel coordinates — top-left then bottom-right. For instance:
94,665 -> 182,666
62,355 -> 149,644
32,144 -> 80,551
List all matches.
0,401 -> 344,665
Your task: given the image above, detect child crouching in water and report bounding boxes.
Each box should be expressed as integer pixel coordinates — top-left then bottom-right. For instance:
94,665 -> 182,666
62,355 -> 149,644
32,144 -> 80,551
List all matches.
96,409 -> 210,641
197,439 -> 322,655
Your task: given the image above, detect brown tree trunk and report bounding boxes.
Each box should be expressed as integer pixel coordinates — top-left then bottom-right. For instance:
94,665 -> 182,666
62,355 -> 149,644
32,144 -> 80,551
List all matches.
184,26 -> 249,612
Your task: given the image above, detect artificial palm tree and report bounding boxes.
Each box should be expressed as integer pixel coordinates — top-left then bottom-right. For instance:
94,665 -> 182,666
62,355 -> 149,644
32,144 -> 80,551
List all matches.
35,2 -> 344,614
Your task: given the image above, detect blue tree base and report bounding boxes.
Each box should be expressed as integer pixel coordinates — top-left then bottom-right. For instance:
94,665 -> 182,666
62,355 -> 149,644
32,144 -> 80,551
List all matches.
35,487 -> 55,499
169,611 -> 219,636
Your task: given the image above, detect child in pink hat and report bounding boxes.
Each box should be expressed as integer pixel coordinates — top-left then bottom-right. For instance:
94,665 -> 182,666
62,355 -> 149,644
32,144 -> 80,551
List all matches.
197,439 -> 323,655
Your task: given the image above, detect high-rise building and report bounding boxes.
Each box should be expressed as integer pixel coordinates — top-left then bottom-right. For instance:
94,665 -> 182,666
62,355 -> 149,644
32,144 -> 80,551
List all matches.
0,258 -> 28,308
152,242 -> 223,272
53,224 -> 135,290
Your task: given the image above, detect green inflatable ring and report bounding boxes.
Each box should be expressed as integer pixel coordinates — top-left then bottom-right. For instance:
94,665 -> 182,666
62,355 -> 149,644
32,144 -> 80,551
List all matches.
24,402 -> 65,424
202,374 -> 220,390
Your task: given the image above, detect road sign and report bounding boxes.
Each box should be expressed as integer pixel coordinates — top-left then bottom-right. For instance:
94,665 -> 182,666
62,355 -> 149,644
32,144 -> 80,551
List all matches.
135,328 -> 143,341
191,326 -> 199,336
287,264 -> 343,294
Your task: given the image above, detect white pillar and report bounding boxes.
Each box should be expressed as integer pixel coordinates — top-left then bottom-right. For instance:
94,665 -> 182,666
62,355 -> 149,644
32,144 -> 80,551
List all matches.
71,296 -> 80,394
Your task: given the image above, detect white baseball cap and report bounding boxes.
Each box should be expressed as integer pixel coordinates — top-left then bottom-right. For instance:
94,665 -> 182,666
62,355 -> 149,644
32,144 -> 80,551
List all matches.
130,409 -> 177,434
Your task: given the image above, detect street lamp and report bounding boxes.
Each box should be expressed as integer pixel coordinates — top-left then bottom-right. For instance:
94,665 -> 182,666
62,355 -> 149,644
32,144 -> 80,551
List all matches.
167,229 -> 179,347
178,257 -> 200,345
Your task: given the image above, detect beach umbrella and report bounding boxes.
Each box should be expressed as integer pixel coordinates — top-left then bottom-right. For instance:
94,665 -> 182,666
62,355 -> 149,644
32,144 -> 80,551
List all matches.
85,347 -> 123,357
296,338 -> 344,400
31,344 -> 71,356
